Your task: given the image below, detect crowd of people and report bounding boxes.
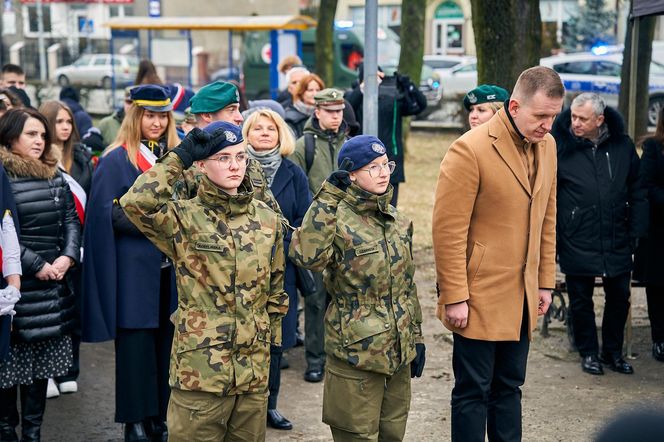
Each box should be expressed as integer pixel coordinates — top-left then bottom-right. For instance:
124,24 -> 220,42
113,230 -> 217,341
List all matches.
0,52 -> 660,442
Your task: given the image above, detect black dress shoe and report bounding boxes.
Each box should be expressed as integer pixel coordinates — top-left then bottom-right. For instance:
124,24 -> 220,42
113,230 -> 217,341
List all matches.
653,342 -> 664,362
599,354 -> 634,374
124,422 -> 149,442
304,367 -> 324,383
295,332 -> 304,347
280,354 -> 290,370
267,409 -> 293,430
581,355 -> 604,375
143,418 -> 168,442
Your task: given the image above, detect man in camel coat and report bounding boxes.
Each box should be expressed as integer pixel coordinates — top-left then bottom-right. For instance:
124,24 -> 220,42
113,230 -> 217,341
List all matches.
432,66 -> 564,442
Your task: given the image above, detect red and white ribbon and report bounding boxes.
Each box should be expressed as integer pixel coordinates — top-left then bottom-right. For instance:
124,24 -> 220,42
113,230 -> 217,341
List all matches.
62,172 -> 87,224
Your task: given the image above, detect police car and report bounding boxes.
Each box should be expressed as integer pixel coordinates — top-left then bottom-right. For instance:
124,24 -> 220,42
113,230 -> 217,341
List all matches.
540,53 -> 664,126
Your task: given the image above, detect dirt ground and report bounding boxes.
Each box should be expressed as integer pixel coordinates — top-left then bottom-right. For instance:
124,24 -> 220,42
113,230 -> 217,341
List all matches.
264,130 -> 664,441
41,130 -> 663,441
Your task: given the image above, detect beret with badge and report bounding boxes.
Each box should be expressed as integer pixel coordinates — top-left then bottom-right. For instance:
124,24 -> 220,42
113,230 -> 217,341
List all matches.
463,84 -> 509,111
189,81 -> 240,114
130,84 -> 173,112
315,88 -> 345,111
337,135 -> 387,171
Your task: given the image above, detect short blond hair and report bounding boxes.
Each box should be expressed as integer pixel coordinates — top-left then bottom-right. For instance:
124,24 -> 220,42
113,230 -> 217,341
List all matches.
242,108 -> 295,157
512,66 -> 565,104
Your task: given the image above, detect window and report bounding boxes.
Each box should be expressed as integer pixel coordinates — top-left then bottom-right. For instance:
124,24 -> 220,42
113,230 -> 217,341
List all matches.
594,61 -> 621,77
25,5 -> 52,34
455,63 -> 476,73
553,62 -> 594,75
74,55 -> 93,67
650,61 -> 664,75
93,56 -> 109,66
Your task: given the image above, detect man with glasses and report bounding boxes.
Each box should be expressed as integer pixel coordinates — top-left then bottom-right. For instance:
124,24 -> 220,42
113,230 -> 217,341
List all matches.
290,88 -> 349,383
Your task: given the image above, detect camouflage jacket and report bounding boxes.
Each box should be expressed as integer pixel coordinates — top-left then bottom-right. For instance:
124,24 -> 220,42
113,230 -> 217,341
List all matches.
121,152 -> 288,395
174,159 -> 281,214
289,181 -> 423,375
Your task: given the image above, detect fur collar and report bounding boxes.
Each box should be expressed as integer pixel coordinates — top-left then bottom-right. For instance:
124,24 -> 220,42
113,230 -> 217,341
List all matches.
0,146 -> 60,179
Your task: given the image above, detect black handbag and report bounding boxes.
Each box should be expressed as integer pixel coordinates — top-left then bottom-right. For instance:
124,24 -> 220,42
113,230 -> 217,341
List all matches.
295,265 -> 317,296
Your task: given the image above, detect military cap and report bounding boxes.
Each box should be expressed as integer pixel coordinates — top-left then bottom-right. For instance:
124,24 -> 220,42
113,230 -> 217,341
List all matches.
315,88 -> 345,110
129,84 -> 173,112
338,135 -> 386,171
463,84 -> 509,111
189,81 -> 240,114
202,121 -> 244,157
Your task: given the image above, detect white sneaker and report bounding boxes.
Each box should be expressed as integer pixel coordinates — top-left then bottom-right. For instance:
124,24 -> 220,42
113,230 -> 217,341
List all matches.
46,378 -> 59,399
57,380 -> 78,394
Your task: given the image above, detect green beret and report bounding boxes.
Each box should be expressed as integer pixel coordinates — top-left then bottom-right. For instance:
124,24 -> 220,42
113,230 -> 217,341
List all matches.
315,88 -> 345,110
189,81 -> 240,114
463,84 -> 509,111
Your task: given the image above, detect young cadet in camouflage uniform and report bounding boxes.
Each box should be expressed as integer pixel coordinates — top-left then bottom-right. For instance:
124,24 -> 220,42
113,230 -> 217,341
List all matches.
289,88 -> 348,383
289,135 -> 426,441
178,80 -> 281,213
121,122 -> 288,442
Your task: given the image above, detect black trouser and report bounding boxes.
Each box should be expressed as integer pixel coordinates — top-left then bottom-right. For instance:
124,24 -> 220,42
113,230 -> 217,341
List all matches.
566,273 -> 631,358
646,285 -> 664,343
304,272 -> 327,370
114,269 -> 173,424
451,309 -> 529,442
267,346 -> 282,410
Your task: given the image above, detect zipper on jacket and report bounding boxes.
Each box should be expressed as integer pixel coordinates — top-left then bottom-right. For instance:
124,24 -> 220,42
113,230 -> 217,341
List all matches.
605,151 -> 613,181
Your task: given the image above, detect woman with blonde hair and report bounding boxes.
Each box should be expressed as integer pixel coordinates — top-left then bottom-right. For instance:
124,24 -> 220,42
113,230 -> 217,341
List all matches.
284,73 -> 324,138
82,85 -> 178,441
39,100 -> 94,399
243,108 -> 312,431
463,84 -> 509,129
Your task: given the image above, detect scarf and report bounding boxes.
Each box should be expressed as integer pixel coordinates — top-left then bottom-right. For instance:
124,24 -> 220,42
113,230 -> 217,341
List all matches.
293,100 -> 315,116
247,144 -> 282,188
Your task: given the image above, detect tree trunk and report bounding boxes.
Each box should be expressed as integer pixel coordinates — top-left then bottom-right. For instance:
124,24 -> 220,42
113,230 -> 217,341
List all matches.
398,0 -> 426,85
315,0 -> 338,87
618,6 -> 656,141
471,0 -> 542,91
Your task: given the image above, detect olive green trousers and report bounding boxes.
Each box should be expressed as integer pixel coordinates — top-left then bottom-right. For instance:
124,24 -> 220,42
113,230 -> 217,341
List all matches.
167,388 -> 267,442
323,357 -> 411,441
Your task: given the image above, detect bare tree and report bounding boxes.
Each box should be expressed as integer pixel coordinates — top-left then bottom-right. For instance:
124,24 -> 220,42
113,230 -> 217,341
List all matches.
314,0 -> 339,86
397,0 -> 426,84
471,0 -> 542,91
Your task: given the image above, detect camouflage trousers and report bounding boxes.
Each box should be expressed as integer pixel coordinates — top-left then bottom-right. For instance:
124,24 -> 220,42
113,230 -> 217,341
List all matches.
167,388 -> 268,442
323,357 -> 411,442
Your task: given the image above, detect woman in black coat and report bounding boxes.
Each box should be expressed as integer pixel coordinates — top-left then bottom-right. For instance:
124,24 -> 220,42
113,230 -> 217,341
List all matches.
634,106 -> 664,363
243,108 -> 312,431
0,108 -> 81,441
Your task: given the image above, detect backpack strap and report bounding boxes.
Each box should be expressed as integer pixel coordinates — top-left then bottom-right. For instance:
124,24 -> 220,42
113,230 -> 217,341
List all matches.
304,133 -> 316,174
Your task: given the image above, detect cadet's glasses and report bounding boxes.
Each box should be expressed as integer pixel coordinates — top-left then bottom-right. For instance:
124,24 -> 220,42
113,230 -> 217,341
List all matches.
359,161 -> 396,178
204,153 -> 249,169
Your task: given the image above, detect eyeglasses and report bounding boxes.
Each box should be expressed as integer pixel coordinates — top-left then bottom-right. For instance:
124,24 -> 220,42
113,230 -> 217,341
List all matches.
204,153 -> 249,169
360,161 -> 396,178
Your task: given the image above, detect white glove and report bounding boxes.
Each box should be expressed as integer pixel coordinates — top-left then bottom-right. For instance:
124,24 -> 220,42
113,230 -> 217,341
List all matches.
0,285 -> 20,316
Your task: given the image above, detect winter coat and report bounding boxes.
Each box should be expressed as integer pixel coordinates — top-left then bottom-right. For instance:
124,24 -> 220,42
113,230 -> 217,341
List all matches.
432,109 -> 557,341
60,88 -> 93,137
65,143 -> 94,195
345,74 -> 427,184
289,182 -> 423,375
0,148 -> 81,343
289,117 -> 348,195
634,138 -> 664,285
284,105 -> 310,139
552,106 -> 648,277
270,159 -> 312,349
98,109 -> 124,148
121,152 -> 288,395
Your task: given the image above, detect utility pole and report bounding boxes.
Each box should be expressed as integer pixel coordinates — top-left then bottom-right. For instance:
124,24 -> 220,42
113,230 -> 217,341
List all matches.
362,0 -> 378,136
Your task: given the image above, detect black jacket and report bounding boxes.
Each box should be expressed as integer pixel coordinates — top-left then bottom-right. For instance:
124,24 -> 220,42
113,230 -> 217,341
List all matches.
345,73 -> 427,184
69,143 -> 94,195
634,138 -> 664,285
0,148 -> 81,342
284,105 -> 310,139
552,106 -> 648,277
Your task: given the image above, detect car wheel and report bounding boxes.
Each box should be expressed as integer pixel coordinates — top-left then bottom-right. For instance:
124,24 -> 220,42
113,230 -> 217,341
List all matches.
648,96 -> 664,127
57,75 -> 69,87
101,76 -> 112,89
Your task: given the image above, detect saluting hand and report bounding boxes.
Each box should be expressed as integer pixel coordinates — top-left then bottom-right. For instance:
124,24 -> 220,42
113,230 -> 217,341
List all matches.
171,127 -> 214,169
445,301 -> 469,329
328,157 -> 354,192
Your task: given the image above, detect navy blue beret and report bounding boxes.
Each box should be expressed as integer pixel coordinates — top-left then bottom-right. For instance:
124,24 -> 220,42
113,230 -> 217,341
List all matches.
202,121 -> 244,157
338,135 -> 387,170
130,84 -> 173,112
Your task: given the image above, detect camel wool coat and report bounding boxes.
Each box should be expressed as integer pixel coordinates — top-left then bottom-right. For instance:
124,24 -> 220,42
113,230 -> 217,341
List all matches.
432,109 -> 557,341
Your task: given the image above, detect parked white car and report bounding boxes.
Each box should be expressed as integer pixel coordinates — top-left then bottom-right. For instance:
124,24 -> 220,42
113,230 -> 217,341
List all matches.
424,55 -> 476,77
52,54 -> 139,89
438,52 -> 664,126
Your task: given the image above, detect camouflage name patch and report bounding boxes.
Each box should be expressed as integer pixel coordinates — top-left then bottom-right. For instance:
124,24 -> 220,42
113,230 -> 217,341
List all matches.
355,244 -> 380,256
195,241 -> 224,252
251,178 -> 265,188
